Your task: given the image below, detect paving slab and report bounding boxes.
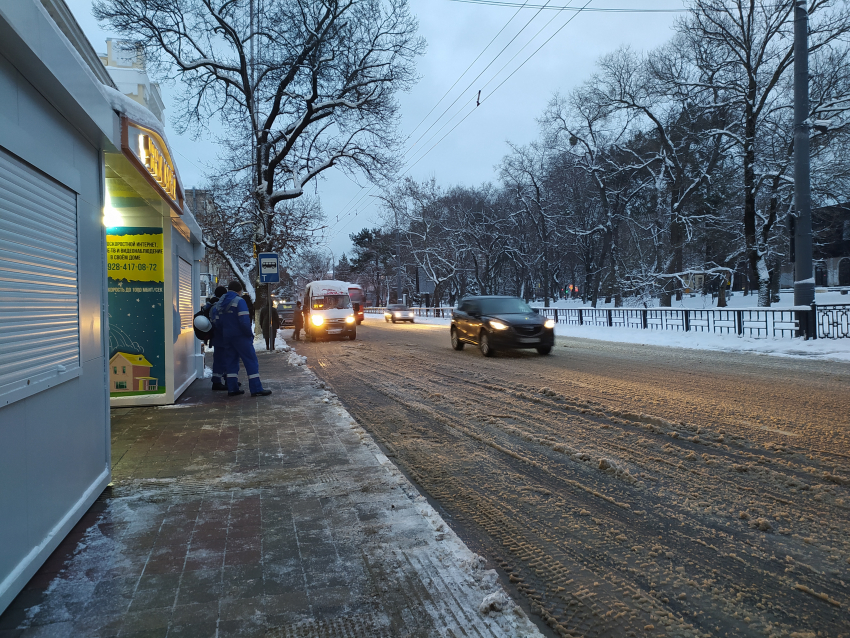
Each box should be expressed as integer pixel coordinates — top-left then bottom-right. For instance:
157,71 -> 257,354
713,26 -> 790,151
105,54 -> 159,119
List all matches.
0,344 -> 542,638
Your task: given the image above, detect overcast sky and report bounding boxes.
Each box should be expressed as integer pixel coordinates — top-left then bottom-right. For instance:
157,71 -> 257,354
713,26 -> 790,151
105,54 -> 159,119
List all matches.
66,0 -> 686,260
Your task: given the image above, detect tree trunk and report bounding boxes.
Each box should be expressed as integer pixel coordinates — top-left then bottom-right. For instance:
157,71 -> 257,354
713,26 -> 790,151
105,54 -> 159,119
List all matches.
743,100 -> 771,306
660,194 -> 684,308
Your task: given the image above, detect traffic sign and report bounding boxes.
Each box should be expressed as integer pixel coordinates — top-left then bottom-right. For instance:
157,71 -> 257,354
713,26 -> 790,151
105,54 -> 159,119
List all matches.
258,253 -> 279,283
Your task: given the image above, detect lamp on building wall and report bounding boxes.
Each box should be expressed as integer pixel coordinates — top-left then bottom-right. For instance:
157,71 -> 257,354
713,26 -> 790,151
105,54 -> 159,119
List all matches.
103,198 -> 123,227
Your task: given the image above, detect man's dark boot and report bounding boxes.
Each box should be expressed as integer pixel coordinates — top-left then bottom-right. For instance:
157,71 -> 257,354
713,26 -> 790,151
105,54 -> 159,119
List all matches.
252,389 -> 272,397
211,382 -> 227,391
228,390 -> 245,396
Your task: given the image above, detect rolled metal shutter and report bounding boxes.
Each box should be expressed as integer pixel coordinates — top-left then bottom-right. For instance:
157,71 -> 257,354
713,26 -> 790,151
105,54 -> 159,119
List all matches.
0,146 -> 79,395
177,256 -> 193,330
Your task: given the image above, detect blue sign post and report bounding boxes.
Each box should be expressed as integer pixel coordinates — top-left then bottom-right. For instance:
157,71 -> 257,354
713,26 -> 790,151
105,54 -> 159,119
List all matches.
258,252 -> 279,283
258,253 -> 280,350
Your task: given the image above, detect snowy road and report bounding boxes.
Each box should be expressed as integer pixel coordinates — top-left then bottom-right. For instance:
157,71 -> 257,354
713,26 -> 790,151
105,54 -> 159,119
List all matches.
292,322 -> 850,638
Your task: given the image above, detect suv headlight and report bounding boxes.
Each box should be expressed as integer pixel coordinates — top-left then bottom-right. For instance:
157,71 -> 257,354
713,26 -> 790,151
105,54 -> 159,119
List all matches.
311,315 -> 324,326
489,320 -> 508,330
544,319 -> 555,329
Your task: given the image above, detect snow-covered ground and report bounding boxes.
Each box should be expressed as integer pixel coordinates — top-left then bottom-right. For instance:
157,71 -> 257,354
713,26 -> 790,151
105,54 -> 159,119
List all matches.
365,314 -> 850,363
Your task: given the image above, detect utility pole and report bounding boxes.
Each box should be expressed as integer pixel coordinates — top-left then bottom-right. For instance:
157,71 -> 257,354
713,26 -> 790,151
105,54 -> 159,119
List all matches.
395,209 -> 402,303
793,0 -> 814,308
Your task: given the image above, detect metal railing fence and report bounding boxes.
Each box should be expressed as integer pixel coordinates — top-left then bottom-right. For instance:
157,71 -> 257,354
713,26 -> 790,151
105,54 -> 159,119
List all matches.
365,306 -> 453,318
364,304 -> 850,339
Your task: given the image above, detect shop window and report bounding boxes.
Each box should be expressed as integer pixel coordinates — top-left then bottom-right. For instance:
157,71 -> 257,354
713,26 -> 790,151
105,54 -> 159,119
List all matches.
178,257 -> 193,330
115,381 -> 127,390
0,146 -> 79,400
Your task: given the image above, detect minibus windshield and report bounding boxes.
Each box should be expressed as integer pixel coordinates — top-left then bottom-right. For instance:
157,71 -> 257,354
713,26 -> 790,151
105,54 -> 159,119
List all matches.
311,295 -> 351,310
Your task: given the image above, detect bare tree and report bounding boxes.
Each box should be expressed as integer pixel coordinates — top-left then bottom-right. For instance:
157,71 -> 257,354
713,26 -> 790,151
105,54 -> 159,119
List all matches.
678,0 -> 850,305
499,142 -> 566,307
95,0 -> 424,302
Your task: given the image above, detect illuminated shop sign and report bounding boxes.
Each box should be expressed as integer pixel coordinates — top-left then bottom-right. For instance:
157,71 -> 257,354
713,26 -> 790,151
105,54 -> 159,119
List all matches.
120,117 -> 183,215
139,135 -> 177,200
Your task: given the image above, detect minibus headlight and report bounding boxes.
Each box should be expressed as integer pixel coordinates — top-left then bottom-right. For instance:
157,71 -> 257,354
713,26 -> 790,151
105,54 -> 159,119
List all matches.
345,315 -> 355,324
311,315 -> 324,327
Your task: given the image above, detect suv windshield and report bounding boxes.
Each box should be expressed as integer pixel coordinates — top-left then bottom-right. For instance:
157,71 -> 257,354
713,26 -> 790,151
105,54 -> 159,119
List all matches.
388,305 -> 409,310
479,298 -> 533,315
312,295 -> 351,310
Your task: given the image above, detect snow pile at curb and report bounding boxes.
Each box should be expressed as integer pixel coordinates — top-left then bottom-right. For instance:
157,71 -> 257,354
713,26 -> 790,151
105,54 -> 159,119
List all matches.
287,352 -> 307,367
203,366 -> 212,379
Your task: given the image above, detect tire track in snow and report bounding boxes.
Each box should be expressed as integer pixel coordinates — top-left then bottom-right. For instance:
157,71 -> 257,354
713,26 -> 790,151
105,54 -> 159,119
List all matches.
292,325 -> 850,637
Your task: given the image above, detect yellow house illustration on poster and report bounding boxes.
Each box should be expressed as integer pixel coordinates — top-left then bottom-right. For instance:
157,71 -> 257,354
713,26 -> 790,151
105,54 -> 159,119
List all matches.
109,352 -> 159,393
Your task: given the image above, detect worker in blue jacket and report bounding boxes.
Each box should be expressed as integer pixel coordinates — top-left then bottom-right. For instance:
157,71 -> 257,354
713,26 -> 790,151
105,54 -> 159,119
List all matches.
210,280 -> 272,397
205,285 -> 228,390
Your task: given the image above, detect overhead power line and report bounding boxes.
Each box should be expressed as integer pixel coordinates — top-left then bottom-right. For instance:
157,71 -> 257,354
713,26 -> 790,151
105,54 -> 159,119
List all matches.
404,0 -> 595,177
328,1 -> 542,232
405,1 -> 553,154
324,0 -> 597,244
327,0 -> 677,245
446,0 -> 684,12
405,1 -> 533,143
323,5 -> 541,239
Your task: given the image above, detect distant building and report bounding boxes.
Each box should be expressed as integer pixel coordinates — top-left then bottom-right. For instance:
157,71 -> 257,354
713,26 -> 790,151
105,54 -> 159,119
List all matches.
812,204 -> 850,287
780,204 -> 850,289
98,39 -> 165,123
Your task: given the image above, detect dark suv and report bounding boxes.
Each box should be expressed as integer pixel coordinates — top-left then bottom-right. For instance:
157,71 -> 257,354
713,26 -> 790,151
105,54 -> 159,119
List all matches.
451,296 -> 555,357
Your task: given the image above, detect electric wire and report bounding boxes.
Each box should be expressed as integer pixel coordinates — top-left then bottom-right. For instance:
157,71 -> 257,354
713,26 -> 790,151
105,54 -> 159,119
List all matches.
405,0 -> 553,154
324,2 -> 560,240
405,1 -> 532,143
402,0 -> 568,171
326,0 -> 636,246
326,0 -> 542,233
446,0 -> 683,11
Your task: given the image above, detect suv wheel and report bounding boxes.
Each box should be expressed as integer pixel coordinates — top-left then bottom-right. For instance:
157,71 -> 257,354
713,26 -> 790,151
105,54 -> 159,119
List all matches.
451,327 -> 464,350
479,331 -> 494,357
536,345 -> 552,355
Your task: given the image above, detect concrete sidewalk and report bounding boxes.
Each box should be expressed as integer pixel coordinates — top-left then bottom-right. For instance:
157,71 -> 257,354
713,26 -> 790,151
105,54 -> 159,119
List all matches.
0,343 -> 541,638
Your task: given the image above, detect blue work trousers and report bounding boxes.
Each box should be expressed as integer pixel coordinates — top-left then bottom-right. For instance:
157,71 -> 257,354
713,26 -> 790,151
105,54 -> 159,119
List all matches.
211,346 -> 226,386
222,337 -> 264,394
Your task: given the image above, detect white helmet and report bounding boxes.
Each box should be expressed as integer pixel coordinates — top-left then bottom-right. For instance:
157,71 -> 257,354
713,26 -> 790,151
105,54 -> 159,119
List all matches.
193,315 -> 212,332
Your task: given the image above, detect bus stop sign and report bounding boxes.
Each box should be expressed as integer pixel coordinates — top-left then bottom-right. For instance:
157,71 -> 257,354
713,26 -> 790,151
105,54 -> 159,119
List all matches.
258,253 -> 279,283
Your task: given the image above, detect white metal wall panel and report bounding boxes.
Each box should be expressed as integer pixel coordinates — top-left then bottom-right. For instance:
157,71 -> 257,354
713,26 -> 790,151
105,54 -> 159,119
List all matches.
0,146 -> 79,395
177,256 -> 193,330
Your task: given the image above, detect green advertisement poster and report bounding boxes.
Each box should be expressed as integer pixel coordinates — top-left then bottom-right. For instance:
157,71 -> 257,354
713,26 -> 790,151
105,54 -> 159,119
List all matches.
107,227 -> 166,396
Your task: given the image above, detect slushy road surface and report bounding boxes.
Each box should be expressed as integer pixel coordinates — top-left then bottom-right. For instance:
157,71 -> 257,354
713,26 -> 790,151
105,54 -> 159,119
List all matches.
291,321 -> 850,638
